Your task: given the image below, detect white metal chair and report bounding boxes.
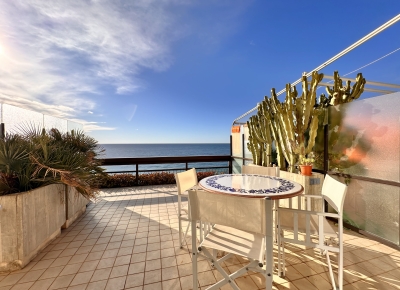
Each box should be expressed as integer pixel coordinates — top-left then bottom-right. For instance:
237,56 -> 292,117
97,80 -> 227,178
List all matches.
188,189 -> 274,290
175,168 -> 198,248
277,174 -> 348,290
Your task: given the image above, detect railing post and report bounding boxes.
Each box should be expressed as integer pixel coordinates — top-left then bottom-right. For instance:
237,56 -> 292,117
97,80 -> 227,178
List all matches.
230,135 -> 233,174
135,164 -> 139,185
242,129 -> 245,166
0,123 -> 4,139
185,162 -> 188,171
324,123 -> 329,212
324,123 -> 329,173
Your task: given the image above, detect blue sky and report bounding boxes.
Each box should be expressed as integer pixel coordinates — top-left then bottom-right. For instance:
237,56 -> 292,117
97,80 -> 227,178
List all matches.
0,1 -> 399,144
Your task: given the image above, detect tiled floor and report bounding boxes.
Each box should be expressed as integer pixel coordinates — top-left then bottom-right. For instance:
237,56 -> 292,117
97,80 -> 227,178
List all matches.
0,185 -> 399,290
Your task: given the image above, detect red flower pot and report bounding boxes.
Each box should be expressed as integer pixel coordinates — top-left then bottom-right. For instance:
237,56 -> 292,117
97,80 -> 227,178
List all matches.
299,165 -> 312,176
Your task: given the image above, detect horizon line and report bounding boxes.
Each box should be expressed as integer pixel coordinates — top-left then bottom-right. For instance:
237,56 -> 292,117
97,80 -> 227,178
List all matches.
99,142 -> 230,145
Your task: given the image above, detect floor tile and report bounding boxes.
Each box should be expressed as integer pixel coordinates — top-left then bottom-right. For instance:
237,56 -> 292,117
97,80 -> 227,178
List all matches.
105,276 -> 126,290
1,185 -> 398,290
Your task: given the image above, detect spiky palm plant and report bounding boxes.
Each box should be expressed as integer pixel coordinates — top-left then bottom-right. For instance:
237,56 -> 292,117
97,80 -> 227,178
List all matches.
0,127 -> 105,199
0,134 -> 33,194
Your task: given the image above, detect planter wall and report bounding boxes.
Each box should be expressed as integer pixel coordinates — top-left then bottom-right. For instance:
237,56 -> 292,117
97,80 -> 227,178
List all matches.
63,186 -> 89,229
279,171 -> 325,211
0,184 -> 65,271
0,185 -> 90,272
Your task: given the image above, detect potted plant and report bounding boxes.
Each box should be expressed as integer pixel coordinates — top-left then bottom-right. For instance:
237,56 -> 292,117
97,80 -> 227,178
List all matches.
298,153 -> 315,176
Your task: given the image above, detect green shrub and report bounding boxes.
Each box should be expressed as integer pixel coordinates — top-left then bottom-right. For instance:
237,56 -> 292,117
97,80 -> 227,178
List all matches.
99,171 -> 217,188
138,172 -> 176,186
98,173 -> 137,188
196,171 -> 216,181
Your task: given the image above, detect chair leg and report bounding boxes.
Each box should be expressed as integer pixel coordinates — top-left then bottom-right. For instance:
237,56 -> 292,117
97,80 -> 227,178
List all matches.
277,238 -> 285,277
326,251 -> 338,290
178,216 -> 183,248
274,200 -> 278,243
201,248 -> 241,290
183,221 -> 190,246
192,221 -> 198,290
338,246 -> 343,290
178,195 -> 183,248
277,214 -> 286,277
178,219 -> 191,249
282,240 -> 286,277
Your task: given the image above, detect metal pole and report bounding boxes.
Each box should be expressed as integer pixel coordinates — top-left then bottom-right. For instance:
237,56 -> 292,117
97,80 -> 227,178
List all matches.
0,123 -> 4,139
229,135 -> 233,174
324,124 -> 329,173
324,123 -> 329,212
135,164 -> 139,185
242,130 -> 245,166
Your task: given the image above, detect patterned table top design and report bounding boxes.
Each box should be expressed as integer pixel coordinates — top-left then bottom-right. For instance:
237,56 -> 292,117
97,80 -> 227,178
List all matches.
199,174 -> 303,198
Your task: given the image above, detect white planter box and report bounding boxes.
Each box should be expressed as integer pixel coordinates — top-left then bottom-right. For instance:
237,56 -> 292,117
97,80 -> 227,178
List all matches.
0,184 -> 90,271
63,186 -> 89,229
0,184 -> 65,271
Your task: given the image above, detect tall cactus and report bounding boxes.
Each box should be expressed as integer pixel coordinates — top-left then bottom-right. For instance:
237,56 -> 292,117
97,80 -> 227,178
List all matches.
247,107 -> 273,166
322,71 -> 366,106
262,71 -> 325,172
247,70 -> 366,173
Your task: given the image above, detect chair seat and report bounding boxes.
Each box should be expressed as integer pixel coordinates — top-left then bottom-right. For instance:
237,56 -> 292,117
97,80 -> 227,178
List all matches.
279,212 -> 337,237
200,224 -> 265,262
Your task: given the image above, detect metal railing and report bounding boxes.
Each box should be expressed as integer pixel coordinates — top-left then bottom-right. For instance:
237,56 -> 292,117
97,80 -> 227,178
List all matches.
100,155 -> 232,178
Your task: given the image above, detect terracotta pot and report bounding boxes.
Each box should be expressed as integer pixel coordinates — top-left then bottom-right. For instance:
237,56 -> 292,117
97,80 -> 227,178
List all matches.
299,165 -> 312,176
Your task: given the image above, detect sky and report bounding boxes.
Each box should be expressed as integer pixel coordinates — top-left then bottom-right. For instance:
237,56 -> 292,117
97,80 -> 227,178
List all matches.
0,1 -> 399,144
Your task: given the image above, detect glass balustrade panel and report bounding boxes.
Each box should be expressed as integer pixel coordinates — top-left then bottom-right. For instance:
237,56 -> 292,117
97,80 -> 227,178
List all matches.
43,115 -> 68,132
341,177 -> 399,245
232,158 -> 242,174
328,92 -> 400,182
67,120 -> 84,132
2,104 -> 43,133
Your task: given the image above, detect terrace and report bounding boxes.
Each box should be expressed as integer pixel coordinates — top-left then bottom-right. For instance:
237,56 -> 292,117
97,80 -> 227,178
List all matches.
0,185 -> 399,290
1,15 -> 400,290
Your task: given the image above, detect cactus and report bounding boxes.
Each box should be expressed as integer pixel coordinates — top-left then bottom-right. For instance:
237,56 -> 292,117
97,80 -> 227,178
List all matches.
322,71 -> 366,106
247,108 -> 272,166
262,71 -> 325,172
246,70 -> 366,173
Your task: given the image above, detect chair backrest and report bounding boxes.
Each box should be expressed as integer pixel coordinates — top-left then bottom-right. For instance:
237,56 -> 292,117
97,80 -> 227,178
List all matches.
322,175 -> 348,213
175,168 -> 198,195
188,189 -> 266,234
242,164 -> 280,177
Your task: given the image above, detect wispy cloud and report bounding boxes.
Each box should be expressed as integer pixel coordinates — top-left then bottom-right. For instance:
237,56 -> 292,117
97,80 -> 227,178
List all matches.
0,0 -> 250,132
0,0 -> 186,126
69,119 -> 116,132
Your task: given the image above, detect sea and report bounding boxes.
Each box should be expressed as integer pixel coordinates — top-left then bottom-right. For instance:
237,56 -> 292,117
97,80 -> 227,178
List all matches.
99,143 -> 230,173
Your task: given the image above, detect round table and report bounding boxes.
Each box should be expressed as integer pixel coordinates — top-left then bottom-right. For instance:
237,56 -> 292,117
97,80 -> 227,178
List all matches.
199,173 -> 304,199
